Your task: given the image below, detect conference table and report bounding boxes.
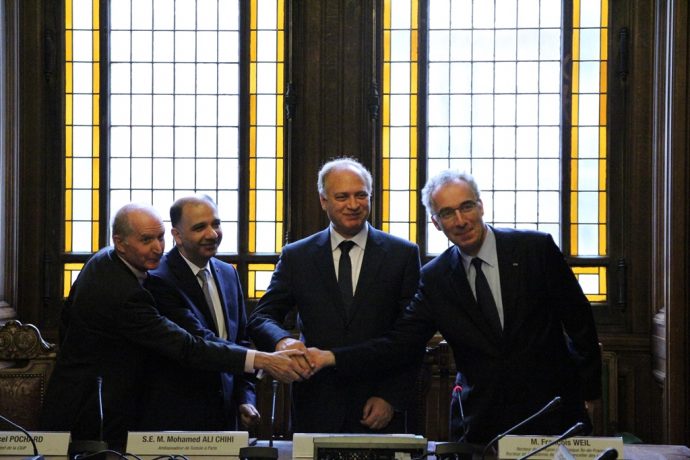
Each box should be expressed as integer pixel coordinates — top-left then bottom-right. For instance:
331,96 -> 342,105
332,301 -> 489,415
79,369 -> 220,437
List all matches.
3,438 -> 689,459
252,439 -> 689,459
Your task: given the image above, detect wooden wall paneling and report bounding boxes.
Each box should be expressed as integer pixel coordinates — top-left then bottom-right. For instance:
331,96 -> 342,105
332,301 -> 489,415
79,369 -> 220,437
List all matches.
289,0 -> 374,240
1,0 -> 20,323
649,0 -> 690,445
663,0 -> 689,445
16,1 -> 62,330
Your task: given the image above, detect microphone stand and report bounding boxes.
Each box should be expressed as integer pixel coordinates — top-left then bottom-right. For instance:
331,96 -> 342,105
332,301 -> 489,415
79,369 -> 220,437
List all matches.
435,385 -> 480,460
481,396 -> 562,460
239,379 -> 280,460
0,414 -> 44,460
516,422 -> 585,460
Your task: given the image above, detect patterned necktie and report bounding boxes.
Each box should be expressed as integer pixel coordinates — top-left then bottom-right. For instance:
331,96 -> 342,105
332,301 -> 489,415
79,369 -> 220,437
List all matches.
338,240 -> 356,307
471,257 -> 502,336
197,268 -> 222,335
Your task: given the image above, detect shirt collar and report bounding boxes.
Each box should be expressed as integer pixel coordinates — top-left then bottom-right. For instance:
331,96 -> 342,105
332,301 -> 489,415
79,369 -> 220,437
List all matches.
117,254 -> 148,285
177,249 -> 211,276
459,225 -> 498,270
329,222 -> 369,252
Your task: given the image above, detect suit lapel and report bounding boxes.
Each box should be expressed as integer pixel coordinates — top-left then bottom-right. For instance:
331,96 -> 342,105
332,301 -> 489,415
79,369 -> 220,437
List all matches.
168,248 -> 219,334
448,246 -> 502,344
309,229 -> 350,325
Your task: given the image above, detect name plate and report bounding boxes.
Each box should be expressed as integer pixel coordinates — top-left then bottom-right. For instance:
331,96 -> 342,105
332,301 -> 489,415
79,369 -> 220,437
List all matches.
126,431 -> 248,456
498,435 -> 623,459
0,431 -> 70,456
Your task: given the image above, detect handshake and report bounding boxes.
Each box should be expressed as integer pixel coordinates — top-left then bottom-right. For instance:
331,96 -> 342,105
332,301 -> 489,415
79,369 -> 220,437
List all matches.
253,337 -> 335,383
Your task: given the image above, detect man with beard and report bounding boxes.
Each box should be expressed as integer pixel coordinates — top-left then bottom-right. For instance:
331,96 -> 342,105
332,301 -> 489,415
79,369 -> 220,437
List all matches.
248,157 -> 422,433
140,195 -> 261,431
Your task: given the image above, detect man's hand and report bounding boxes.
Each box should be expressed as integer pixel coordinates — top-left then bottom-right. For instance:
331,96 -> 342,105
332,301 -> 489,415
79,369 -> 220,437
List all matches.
276,337 -> 314,374
276,337 -> 306,351
305,347 -> 336,372
254,349 -> 313,383
361,397 -> 394,430
239,403 -> 261,427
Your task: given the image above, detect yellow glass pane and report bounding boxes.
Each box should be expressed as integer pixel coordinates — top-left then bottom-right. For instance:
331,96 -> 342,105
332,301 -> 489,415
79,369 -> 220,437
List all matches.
247,263 -> 276,299
382,190 -> 390,222
63,263 -> 84,298
571,0 -> 608,260
65,1 -> 72,30
601,1 -> 609,32
382,0 -> 417,244
65,61 -> 73,92
92,189 -> 99,221
599,127 -> 607,158
64,222 -> 72,254
275,222 -> 283,252
382,126 -> 390,157
92,221 -> 99,252
249,1 -> 285,254
65,94 -> 73,125
249,222 -> 256,253
249,189 -> 256,220
572,266 -> 607,302
65,0 -> 100,255
599,94 -> 607,124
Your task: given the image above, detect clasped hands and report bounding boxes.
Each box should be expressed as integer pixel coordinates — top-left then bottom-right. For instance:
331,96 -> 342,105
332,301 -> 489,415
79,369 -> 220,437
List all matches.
253,337 -> 333,383
257,337 -> 334,383
262,338 -> 393,430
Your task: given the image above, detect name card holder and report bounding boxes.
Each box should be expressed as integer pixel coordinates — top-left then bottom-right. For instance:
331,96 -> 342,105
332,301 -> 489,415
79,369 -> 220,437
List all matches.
498,435 -> 623,460
0,431 -> 70,456
126,431 -> 249,457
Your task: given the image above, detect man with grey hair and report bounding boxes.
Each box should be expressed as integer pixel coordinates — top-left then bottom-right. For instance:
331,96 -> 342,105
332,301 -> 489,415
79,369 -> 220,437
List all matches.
41,203 -> 309,449
309,169 -> 602,446
249,157 -> 422,433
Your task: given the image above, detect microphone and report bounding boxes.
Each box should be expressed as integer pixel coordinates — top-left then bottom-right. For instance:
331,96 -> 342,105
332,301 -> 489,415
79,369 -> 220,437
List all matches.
516,422 -> 586,460
0,413 -> 44,460
239,379 -> 280,460
453,385 -> 469,442
269,379 -> 279,447
594,447 -> 619,460
481,396 -> 562,459
434,385 -> 479,460
67,377 -> 108,460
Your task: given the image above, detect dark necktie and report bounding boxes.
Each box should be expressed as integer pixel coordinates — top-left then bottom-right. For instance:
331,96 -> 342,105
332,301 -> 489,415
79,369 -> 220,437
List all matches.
471,257 -> 502,336
338,241 -> 356,307
197,268 -> 221,333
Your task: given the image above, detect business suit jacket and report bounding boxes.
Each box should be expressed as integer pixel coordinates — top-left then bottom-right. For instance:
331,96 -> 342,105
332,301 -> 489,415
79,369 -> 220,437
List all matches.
139,247 -> 256,430
40,248 -> 249,447
248,224 -> 422,433
334,227 -> 602,443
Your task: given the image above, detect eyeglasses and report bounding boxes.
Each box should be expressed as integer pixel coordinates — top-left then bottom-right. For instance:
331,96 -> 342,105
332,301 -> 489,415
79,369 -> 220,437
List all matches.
433,200 -> 479,222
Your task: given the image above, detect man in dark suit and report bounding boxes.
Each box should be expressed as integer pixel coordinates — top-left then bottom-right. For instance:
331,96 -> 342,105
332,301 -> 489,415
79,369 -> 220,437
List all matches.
139,195 -> 260,431
308,169 -> 602,444
248,157 -> 422,433
41,204 -> 308,449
